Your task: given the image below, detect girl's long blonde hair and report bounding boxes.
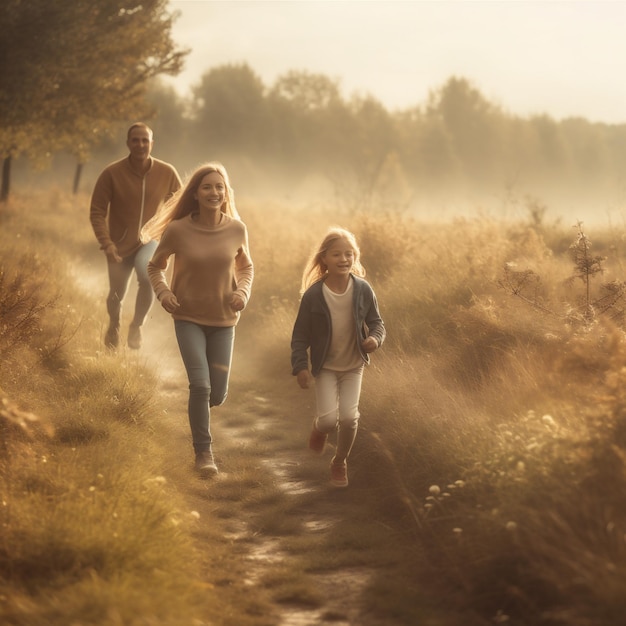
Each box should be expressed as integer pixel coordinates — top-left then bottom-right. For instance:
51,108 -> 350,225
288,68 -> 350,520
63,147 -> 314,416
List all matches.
141,162 -> 239,242
300,227 -> 366,293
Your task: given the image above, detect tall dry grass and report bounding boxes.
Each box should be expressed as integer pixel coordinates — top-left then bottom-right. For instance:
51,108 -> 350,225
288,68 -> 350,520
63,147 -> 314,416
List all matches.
3,187 -> 626,625
243,200 -> 626,625
0,191 -> 279,626
354,216 -> 626,624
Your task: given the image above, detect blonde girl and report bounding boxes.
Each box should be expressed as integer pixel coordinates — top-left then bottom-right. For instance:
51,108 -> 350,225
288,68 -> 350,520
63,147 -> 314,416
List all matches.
291,227 -> 385,487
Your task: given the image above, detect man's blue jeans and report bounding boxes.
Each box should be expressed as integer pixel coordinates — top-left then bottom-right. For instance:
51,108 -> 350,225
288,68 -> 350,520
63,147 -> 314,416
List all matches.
174,320 -> 235,453
106,241 -> 157,327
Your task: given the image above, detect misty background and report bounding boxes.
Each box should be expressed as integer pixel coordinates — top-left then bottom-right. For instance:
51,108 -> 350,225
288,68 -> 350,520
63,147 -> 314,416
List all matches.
4,1 -> 626,225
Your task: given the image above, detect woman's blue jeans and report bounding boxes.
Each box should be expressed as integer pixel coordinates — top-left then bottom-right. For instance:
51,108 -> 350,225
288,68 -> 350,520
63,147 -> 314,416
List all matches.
174,320 -> 235,453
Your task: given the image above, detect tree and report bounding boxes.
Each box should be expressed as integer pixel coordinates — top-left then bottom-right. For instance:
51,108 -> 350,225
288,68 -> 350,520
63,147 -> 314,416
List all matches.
0,0 -> 187,200
426,76 -> 506,183
143,81 -> 191,173
267,71 -> 348,176
271,70 -> 342,111
190,64 -> 269,160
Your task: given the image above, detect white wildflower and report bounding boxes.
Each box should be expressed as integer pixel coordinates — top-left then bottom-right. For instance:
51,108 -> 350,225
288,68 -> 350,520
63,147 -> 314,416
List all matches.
190,510 -> 201,520
143,476 -> 167,488
429,485 -> 441,496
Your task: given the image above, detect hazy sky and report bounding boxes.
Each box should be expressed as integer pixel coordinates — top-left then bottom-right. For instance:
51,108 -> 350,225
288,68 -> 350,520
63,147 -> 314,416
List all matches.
164,0 -> 626,124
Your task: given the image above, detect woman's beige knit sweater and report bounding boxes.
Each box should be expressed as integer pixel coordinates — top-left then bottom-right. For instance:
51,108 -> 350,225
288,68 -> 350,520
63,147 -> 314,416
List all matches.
147,214 -> 253,327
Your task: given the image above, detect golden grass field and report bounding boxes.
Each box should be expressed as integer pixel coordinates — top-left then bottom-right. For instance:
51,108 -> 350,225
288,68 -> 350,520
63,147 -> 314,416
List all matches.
2,188 -> 626,625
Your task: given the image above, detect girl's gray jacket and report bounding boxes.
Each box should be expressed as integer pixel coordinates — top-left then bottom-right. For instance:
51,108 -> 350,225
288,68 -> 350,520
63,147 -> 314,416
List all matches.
291,275 -> 386,377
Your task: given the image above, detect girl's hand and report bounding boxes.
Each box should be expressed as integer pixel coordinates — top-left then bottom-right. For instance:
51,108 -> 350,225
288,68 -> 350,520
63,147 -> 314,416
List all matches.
361,336 -> 379,353
160,292 -> 180,314
229,293 -> 245,311
296,369 -> 312,389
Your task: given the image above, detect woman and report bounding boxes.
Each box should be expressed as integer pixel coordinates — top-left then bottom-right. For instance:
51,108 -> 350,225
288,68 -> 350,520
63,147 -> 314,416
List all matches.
142,162 -> 253,477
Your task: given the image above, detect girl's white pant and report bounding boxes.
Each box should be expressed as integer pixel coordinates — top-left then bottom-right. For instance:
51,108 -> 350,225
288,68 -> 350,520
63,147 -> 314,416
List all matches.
314,366 -> 364,461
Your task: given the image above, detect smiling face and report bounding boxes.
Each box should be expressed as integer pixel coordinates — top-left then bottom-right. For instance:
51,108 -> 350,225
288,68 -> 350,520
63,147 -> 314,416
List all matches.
322,237 -> 355,279
194,171 -> 226,213
126,126 -> 153,163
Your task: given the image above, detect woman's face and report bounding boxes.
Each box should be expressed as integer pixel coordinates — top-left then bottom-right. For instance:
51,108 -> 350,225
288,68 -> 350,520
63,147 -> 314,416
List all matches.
194,171 -> 226,212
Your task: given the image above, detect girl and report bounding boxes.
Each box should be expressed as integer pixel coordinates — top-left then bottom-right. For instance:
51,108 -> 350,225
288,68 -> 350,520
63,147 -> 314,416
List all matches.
291,227 -> 385,487
142,162 -> 253,477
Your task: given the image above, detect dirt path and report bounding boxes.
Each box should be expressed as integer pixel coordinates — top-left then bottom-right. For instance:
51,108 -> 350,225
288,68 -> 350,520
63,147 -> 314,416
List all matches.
127,310 -> 421,626
77,258 -> 444,626
144,335 -> 402,625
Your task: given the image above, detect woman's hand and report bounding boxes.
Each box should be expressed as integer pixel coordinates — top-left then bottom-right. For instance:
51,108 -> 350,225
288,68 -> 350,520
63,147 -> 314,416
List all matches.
160,292 -> 180,314
229,293 -> 245,311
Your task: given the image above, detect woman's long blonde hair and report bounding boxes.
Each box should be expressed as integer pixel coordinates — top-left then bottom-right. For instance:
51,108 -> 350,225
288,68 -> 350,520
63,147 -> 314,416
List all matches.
300,227 -> 365,293
141,162 -> 239,242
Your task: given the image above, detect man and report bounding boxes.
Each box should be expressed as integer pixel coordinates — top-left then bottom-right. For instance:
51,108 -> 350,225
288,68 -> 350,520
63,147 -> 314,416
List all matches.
90,122 -> 181,349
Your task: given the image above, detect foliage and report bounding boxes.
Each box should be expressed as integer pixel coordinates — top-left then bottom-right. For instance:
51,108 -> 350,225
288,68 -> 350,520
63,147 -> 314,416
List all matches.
7,50 -> 626,214
0,0 -> 187,196
5,187 -> 626,625
354,216 -> 626,625
0,191 -> 282,626
499,221 -> 626,327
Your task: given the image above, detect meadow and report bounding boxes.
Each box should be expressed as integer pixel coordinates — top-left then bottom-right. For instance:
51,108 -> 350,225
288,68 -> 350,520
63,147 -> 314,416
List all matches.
1,188 -> 626,625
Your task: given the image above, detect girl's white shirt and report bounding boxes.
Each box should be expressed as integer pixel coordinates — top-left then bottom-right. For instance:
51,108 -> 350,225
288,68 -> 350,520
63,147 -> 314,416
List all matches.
322,279 -> 362,371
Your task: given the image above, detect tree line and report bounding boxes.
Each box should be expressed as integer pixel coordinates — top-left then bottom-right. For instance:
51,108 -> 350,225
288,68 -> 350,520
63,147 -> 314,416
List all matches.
3,0 -> 625,215
85,68 -> 626,216
159,66 -> 626,211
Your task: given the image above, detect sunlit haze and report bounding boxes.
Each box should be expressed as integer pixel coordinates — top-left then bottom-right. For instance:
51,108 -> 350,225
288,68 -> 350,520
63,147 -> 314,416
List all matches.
165,0 -> 626,125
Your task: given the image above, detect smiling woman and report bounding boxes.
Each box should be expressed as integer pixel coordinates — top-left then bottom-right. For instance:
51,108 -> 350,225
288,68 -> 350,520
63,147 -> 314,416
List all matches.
143,162 -> 254,477
194,170 -> 227,225
165,0 -> 626,124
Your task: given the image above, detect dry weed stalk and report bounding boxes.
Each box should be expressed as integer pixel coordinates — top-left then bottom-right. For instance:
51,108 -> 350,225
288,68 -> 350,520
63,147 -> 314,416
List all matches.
500,222 -> 626,327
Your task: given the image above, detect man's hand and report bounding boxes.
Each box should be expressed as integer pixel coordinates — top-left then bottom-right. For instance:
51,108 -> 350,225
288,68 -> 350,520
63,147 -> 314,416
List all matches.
104,243 -> 122,263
